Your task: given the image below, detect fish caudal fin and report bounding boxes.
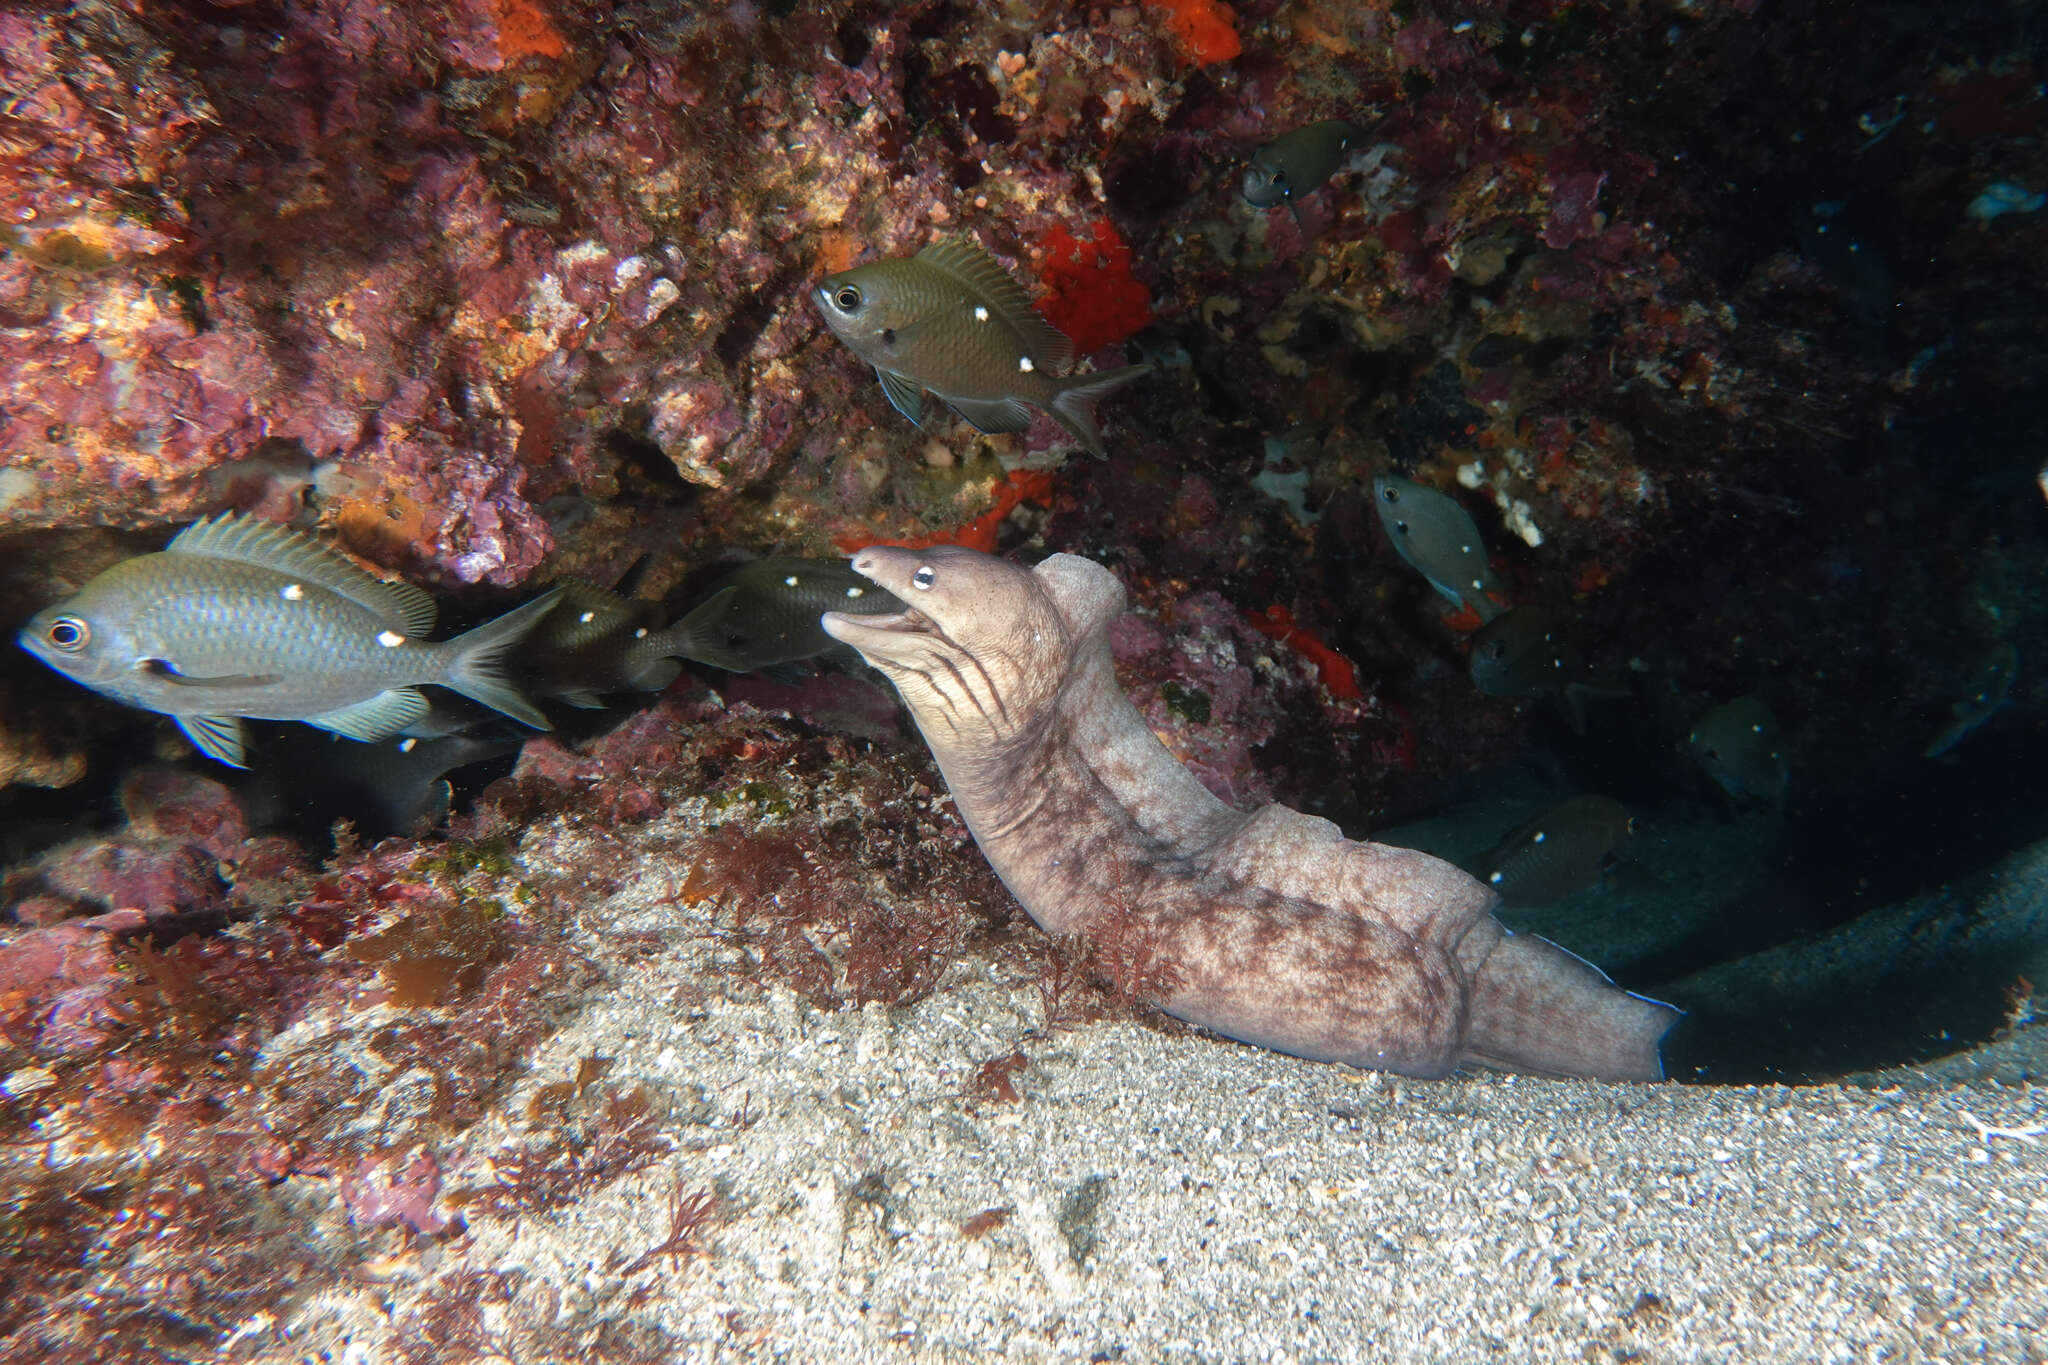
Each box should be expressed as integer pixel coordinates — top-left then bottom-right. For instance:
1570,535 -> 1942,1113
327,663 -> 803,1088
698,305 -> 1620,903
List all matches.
1461,930 -> 1678,1082
440,586 -> 566,730
1048,363 -> 1153,459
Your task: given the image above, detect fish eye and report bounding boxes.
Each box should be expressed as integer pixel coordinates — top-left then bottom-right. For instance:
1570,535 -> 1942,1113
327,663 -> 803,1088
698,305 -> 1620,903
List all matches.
1380,485 -> 1401,504
911,565 -> 936,591
1626,817 -> 1641,834
1271,169 -> 1289,185
45,616 -> 89,651
834,284 -> 863,312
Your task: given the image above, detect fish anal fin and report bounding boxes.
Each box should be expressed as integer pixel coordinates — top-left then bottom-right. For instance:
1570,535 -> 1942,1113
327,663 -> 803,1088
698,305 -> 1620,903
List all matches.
876,368 -> 926,426
176,714 -> 248,768
915,236 -> 1076,369
944,395 -> 1034,435
305,687 -> 431,742
169,512 -> 438,636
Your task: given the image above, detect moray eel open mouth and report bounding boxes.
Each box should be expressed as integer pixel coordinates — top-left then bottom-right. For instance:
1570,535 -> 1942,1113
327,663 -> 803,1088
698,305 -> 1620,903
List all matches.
823,604 -> 934,640
819,604 -> 949,667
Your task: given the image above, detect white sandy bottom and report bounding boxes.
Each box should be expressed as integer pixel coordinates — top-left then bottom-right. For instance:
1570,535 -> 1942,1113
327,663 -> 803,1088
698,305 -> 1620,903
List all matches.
263,821 -> 2048,1365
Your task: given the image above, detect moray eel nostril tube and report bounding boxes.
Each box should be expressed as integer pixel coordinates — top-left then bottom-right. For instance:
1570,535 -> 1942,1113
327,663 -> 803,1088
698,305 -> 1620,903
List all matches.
825,545 -> 1679,1082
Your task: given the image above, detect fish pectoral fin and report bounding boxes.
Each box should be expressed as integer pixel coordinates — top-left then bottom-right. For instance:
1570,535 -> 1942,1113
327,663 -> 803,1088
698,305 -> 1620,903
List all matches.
553,687 -> 607,709
304,688 -> 431,742
176,715 -> 249,768
943,395 -> 1034,435
875,368 -> 927,426
625,658 -> 683,694
147,661 -> 285,689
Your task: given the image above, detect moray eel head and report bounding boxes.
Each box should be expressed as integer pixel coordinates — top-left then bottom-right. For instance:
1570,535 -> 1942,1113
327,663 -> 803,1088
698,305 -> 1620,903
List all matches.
823,545 -> 1070,748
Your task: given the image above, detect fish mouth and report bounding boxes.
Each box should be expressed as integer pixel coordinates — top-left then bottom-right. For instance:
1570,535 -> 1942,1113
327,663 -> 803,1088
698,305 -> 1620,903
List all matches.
820,604 -> 936,648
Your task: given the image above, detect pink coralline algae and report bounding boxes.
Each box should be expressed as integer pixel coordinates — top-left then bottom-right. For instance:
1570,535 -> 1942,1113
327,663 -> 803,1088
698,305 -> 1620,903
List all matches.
1541,168 -> 1612,251
340,1146 -> 453,1235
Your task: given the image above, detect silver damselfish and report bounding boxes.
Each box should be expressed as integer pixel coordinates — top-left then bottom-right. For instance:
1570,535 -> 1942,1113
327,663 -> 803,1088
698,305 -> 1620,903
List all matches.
17,513 -> 562,768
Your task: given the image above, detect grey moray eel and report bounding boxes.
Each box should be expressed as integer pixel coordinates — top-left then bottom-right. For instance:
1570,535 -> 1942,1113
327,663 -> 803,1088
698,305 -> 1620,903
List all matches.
823,545 -> 1679,1082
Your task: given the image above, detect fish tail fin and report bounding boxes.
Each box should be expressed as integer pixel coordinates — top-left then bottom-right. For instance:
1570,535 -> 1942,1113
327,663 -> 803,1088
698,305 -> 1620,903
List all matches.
1461,931 -> 1679,1082
1048,363 -> 1153,459
440,586 -> 566,730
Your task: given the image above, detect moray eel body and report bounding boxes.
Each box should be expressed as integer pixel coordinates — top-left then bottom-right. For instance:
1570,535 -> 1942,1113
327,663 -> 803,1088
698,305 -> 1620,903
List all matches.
823,546 -> 1677,1082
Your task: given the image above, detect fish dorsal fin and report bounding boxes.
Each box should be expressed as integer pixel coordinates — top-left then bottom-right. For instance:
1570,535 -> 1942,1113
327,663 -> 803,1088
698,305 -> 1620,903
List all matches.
169,513 -> 438,636
538,580 -> 640,651
916,236 -> 1076,370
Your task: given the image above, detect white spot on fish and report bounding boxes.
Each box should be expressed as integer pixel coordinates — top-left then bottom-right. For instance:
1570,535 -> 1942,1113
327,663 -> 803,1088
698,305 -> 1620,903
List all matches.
974,305 -> 989,322
1018,356 -> 1035,373
846,586 -> 864,597
1533,831 -> 1547,843
784,575 -> 800,587
1489,871 -> 1504,884
377,630 -> 404,648
634,627 -> 648,639
281,583 -> 305,601
579,611 -> 596,624
399,738 -> 418,753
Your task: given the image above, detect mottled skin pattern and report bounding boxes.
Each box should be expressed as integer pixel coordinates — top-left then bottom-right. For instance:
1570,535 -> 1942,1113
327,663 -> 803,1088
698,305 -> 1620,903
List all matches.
824,546 -> 1678,1082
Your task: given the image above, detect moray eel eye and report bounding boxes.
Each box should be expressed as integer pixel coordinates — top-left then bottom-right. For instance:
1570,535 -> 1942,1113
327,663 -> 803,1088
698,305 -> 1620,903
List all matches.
834,284 -> 863,312
1380,484 -> 1401,504
45,616 -> 89,651
912,565 -> 936,591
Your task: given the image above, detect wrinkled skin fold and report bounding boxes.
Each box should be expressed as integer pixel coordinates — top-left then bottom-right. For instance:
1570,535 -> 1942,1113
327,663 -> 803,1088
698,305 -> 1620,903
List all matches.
825,545 -> 1678,1082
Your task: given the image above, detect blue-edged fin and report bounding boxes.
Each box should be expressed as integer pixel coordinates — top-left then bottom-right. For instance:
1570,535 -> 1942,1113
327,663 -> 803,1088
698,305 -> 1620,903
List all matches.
304,687 -> 432,742
915,237 -> 1075,369
177,714 -> 249,768
946,395 -> 1034,435
169,512 -> 438,636
438,585 -> 566,729
1463,929 -> 1679,1082
1047,363 -> 1154,459
876,368 -> 926,426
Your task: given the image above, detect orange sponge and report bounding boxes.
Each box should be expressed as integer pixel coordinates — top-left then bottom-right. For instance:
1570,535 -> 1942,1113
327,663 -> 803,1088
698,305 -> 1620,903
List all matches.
1036,222 -> 1155,356
1146,0 -> 1243,66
